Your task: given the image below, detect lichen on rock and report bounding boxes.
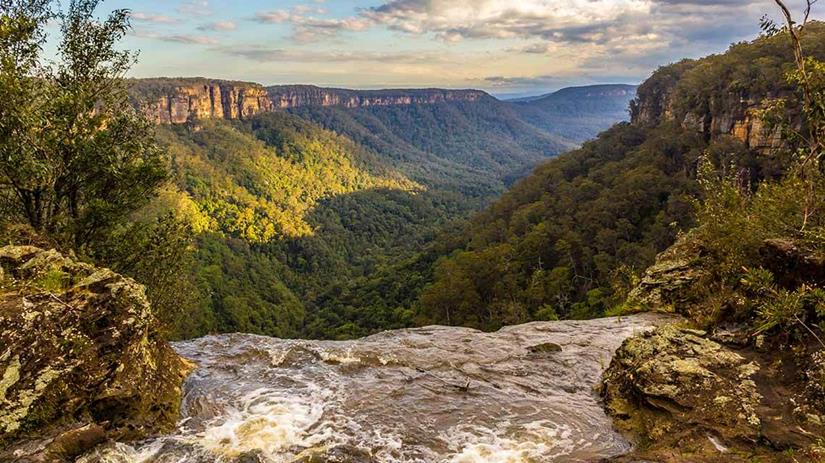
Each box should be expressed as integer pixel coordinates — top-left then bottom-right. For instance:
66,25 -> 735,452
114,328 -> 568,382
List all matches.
601,323 -> 825,461
0,245 -> 192,462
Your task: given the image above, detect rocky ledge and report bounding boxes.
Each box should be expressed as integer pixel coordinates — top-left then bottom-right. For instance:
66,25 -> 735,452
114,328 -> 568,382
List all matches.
601,236 -> 825,462
0,246 -> 192,462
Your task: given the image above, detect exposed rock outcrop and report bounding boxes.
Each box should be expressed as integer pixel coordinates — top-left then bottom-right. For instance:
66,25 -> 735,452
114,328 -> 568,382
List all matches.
627,234 -> 709,318
129,79 -> 494,125
267,85 -> 489,109
130,78 -> 273,124
627,47 -> 799,153
0,246 -> 192,462
606,232 -> 825,462
602,326 -> 825,462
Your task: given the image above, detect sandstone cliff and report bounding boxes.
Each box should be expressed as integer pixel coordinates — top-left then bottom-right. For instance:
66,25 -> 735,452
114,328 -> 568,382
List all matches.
130,78 -> 273,124
129,79 -> 494,124
267,85 -> 489,109
0,246 -> 192,462
630,63 -> 788,152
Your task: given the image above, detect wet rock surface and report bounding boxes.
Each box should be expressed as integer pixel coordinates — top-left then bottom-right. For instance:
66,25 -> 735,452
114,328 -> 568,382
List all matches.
0,246 -> 192,462
78,313 -> 674,462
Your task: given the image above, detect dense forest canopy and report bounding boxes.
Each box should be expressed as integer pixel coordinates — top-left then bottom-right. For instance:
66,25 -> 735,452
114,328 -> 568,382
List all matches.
316,21 -> 825,336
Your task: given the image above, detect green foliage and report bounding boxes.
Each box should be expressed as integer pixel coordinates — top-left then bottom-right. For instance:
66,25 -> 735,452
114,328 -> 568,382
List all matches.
194,234 -> 304,337
0,0 -> 167,248
161,115 -> 416,241
91,213 -> 208,339
286,98 -> 570,199
416,123 -> 706,329
741,269 -> 825,334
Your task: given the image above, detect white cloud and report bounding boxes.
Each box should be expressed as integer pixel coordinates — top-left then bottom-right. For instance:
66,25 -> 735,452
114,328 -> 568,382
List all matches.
254,7 -> 371,42
178,0 -> 213,16
130,12 -> 180,24
199,21 -> 237,31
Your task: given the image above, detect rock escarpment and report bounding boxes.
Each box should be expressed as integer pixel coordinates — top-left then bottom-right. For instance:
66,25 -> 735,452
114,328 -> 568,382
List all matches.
630,68 -> 787,152
0,246 -> 192,462
129,79 -> 494,125
626,19 -> 825,153
130,78 -> 273,124
267,85 -> 489,109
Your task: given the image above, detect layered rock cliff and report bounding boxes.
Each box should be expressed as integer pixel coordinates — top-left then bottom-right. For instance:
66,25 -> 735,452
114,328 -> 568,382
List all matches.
130,78 -> 273,124
627,19 -> 825,152
629,61 -> 788,152
129,79 -> 493,124
267,85 -> 489,109
0,246 -> 192,462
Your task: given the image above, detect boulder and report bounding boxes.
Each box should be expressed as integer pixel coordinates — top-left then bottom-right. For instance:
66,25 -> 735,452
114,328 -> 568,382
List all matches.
0,246 -> 192,462
601,325 -> 825,462
628,234 -> 708,316
759,238 -> 825,289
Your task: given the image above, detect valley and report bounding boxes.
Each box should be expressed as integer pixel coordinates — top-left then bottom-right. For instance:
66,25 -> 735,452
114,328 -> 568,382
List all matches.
3,1 -> 825,461
126,79 -> 635,339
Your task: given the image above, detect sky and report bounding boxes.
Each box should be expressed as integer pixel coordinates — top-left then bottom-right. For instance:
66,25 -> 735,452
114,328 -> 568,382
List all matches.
80,0 -> 823,96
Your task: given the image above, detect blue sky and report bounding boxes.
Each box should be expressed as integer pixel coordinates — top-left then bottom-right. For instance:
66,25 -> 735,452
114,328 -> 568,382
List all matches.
85,0 -> 822,96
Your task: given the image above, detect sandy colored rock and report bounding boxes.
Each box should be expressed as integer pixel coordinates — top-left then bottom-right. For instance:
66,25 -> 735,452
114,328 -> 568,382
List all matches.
0,246 -> 192,462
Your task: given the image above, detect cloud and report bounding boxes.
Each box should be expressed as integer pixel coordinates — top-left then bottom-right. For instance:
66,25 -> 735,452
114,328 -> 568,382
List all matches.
130,12 -> 179,24
198,21 -> 237,31
254,7 -> 371,42
178,0 -> 213,16
359,0 -> 767,47
214,45 -> 449,64
133,30 -> 219,45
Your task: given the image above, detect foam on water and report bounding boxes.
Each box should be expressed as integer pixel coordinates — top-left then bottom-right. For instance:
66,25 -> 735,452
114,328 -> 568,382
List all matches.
198,386 -> 330,458
79,313 -> 673,463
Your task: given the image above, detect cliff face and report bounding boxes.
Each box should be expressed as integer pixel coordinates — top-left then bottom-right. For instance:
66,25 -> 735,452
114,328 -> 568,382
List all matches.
267,85 -> 489,109
131,79 -> 273,124
130,80 -> 493,124
631,74 -> 785,152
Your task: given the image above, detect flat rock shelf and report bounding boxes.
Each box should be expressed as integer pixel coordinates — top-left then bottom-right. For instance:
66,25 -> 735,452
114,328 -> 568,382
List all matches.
80,313 -> 675,463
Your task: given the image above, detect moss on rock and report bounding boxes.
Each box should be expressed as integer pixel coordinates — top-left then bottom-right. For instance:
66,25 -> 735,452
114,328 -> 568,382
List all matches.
0,246 -> 193,461
601,325 -> 825,462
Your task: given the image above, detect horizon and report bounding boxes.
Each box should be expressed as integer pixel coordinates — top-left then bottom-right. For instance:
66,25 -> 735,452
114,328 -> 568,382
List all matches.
128,78 -> 640,100
47,0 -> 824,97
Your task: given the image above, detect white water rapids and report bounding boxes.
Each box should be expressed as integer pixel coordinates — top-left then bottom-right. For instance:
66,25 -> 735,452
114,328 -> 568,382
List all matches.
79,313 -> 672,463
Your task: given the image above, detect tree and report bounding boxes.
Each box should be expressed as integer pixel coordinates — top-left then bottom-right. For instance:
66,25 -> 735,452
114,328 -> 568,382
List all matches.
0,0 -> 166,249
766,0 -> 824,163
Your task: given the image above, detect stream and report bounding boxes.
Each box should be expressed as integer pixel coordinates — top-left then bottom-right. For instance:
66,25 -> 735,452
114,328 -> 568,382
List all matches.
79,313 -> 672,463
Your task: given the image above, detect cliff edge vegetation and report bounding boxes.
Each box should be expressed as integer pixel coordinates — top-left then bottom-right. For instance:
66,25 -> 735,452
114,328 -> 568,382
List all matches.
600,5 -> 825,461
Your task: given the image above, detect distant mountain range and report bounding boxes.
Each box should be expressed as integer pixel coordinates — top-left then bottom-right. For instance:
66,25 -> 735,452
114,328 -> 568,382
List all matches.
130,79 -> 636,144
510,84 -> 637,141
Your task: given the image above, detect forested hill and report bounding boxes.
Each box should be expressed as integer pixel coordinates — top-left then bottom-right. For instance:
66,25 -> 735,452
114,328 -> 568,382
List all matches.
511,84 -> 637,142
314,22 -> 825,335
282,94 -> 574,186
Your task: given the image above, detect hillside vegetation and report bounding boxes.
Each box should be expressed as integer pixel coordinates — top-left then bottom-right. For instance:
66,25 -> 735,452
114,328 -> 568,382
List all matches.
512,84 -> 637,142
366,21 -> 825,334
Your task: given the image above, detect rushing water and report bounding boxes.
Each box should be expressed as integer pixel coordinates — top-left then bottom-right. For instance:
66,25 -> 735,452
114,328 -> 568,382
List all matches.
79,313 -> 672,463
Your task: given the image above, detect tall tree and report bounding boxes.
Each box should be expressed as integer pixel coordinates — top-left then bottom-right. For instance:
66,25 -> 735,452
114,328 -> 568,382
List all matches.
0,0 -> 166,248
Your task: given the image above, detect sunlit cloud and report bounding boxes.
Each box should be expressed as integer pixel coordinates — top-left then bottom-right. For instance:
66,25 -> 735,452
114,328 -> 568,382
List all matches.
198,21 -> 236,32
130,12 -> 179,24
